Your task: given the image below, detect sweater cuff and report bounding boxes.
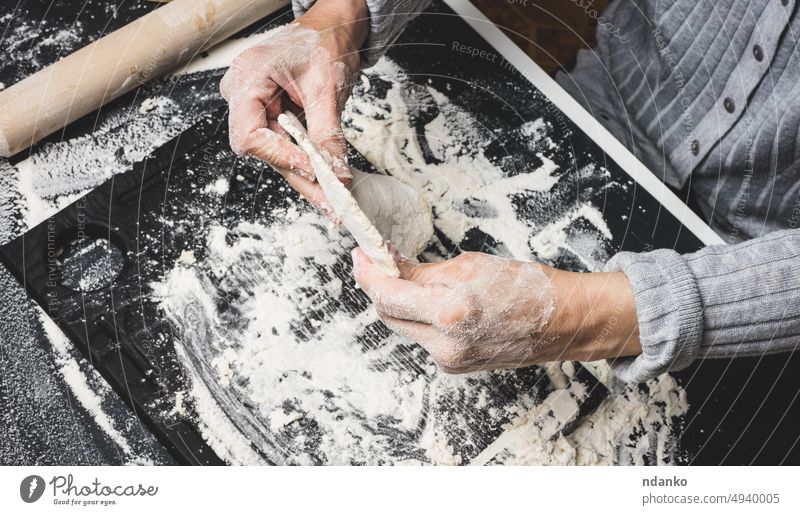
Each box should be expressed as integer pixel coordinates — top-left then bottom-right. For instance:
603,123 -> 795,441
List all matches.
604,249 -> 704,383
293,0 -> 431,68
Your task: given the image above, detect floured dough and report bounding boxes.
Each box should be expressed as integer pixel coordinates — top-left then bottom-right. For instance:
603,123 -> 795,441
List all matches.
349,168 -> 433,259
278,112 -> 433,276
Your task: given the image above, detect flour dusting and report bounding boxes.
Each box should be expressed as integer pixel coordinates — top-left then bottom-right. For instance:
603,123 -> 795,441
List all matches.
344,59 -> 612,268
154,59 -> 688,465
15,96 -> 192,229
156,208 -> 542,464
40,312 -> 159,465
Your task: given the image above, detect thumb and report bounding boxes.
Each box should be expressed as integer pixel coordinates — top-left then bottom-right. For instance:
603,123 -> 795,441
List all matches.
396,258 -> 448,286
305,94 -> 353,183
352,248 -> 446,325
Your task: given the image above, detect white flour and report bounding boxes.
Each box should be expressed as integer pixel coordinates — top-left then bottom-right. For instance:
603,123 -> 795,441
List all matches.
156,208 -> 544,464
0,12 -> 83,75
344,60 -> 612,268
14,95 -> 191,230
39,312 -> 156,465
473,365 -> 688,465
155,59 -> 688,465
2,22 -> 284,238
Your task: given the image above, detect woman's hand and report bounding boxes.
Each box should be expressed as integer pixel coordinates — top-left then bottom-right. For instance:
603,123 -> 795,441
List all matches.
352,249 -> 642,373
220,0 -> 369,210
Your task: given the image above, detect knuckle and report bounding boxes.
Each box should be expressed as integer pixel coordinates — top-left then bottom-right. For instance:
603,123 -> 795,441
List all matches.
229,132 -> 257,157
435,304 -> 468,328
219,72 -> 236,100
230,129 -> 275,160
433,344 -> 470,372
372,293 -> 387,312
313,133 -> 346,156
352,263 -> 365,285
233,47 -> 260,66
221,50 -> 267,99
372,294 -> 399,320
228,135 -> 247,156
219,79 -> 229,100
358,274 -> 377,301
435,293 -> 481,330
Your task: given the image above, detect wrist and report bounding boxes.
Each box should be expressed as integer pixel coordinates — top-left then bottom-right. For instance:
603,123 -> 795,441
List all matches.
545,269 -> 641,362
299,0 -> 370,54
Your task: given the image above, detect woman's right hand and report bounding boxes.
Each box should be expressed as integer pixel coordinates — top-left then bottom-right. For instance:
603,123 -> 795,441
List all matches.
219,0 -> 369,211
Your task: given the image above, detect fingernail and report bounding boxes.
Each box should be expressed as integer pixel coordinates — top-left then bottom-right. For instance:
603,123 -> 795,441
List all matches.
297,169 -> 315,182
285,155 -> 315,182
335,164 -> 352,177
387,242 -> 405,264
317,201 -> 334,219
351,249 -> 366,290
338,172 -> 353,186
332,157 -> 353,182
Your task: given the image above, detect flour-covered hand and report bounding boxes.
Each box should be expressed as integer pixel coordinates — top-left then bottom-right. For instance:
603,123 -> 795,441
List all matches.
352,249 -> 642,373
220,0 -> 369,210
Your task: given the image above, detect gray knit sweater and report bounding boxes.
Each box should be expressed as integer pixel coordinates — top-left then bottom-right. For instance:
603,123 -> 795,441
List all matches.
293,0 -> 800,382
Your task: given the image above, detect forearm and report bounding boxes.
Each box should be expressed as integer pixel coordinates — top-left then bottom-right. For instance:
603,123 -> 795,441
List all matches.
541,269 -> 641,364
605,229 -> 800,382
685,229 -> 800,357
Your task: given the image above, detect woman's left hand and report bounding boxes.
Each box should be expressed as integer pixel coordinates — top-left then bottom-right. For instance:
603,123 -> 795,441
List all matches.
352,249 -> 642,373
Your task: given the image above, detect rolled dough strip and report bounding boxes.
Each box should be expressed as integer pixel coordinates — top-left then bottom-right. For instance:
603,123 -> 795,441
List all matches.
278,112 -> 400,277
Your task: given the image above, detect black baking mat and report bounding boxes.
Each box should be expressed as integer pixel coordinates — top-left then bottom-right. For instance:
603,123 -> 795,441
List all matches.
0,112 -> 231,464
0,3 -> 698,466
3,1 -> 798,465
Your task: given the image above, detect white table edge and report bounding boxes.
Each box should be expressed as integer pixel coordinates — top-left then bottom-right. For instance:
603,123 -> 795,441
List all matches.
443,0 -> 726,247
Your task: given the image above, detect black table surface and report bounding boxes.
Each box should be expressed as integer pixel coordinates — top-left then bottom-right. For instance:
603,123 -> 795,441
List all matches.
1,0 -> 798,465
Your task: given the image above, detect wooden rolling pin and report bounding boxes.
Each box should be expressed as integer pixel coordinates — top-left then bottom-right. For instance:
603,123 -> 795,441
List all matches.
0,0 -> 289,157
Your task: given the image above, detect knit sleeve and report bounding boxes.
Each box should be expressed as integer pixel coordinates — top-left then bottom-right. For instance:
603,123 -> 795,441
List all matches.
605,229 -> 800,382
292,0 -> 432,67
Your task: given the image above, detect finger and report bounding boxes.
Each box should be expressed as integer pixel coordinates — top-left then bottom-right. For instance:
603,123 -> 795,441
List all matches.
265,119 -> 312,179
396,259 -> 452,286
251,127 -> 314,180
267,118 -> 293,143
228,95 -> 268,155
227,93 -> 314,177
275,168 -> 331,214
396,253 -> 488,287
352,248 -> 447,324
225,76 -> 278,151
379,314 -> 442,349
304,93 -> 352,183
379,315 -> 473,374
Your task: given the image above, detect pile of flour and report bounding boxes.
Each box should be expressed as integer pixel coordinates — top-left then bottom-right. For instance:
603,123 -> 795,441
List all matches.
155,59 -> 688,465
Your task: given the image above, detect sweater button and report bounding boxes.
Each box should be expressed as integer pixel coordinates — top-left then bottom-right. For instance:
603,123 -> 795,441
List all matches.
753,44 -> 764,61
782,0 -> 789,6
724,97 -> 736,113
691,140 -> 700,155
